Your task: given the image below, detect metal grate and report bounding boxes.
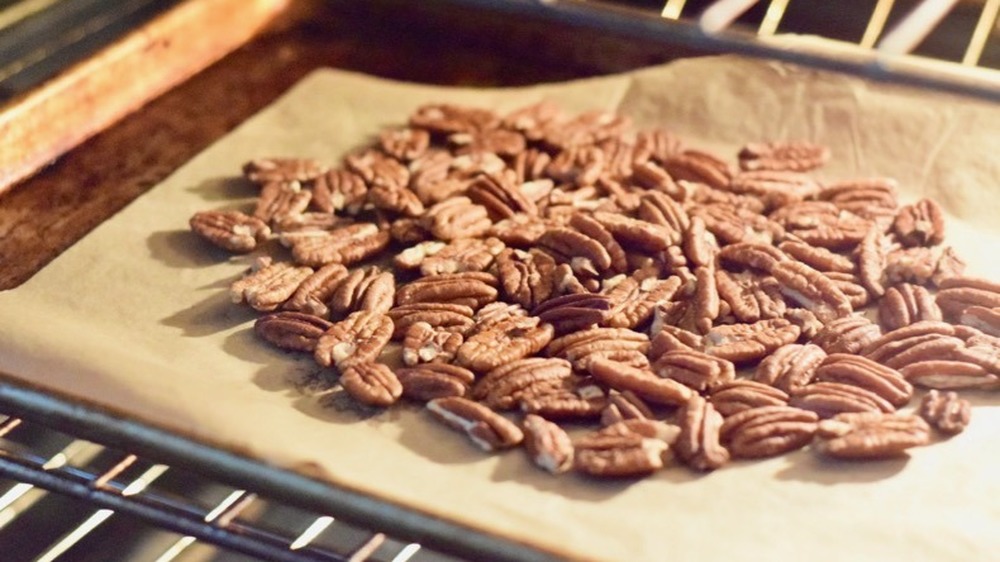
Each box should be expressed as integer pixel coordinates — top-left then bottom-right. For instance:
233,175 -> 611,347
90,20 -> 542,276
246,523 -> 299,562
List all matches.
0,413 -> 458,562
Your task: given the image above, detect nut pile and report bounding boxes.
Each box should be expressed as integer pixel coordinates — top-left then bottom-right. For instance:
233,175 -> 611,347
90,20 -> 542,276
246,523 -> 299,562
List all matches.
190,101 -> 998,478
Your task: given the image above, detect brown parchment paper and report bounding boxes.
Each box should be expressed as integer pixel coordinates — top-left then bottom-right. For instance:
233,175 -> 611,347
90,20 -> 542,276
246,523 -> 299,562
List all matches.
1,56 -> 999,562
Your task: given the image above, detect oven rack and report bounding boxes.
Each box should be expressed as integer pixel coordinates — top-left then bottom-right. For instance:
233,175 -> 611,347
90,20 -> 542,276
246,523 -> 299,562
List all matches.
431,0 -> 1000,101
0,381 -> 552,562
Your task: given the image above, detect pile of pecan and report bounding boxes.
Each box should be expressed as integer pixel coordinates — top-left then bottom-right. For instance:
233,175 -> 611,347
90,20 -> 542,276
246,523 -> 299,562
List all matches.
190,100 -> 997,478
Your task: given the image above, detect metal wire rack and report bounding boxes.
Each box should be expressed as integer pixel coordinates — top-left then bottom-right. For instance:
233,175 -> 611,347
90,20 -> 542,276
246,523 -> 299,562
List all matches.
0,0 -> 997,560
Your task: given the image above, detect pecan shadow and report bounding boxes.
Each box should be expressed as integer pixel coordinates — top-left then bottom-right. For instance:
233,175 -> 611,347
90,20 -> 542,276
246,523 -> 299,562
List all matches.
160,290 -> 258,337
773,449 -> 909,484
186,176 -> 257,203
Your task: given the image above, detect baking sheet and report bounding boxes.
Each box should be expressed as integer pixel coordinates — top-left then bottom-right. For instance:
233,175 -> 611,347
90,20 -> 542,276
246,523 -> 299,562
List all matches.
1,56 -> 998,561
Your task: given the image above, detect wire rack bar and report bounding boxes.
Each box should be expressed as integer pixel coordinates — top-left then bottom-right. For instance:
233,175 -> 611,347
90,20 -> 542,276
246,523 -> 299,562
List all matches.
0,381 -> 560,562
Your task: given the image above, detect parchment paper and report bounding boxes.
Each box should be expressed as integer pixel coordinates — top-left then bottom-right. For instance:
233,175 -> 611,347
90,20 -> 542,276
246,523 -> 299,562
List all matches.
1,56 -> 998,562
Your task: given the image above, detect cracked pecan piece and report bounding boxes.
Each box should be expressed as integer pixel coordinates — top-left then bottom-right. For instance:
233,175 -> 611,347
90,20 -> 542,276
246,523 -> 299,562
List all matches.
288,223 -> 390,268
243,157 -> 326,185
789,382 -> 895,419
189,210 -> 271,253
674,395 -> 730,471
877,283 -> 941,332
719,405 -> 819,459
522,414 -> 575,474
427,397 -> 524,452
422,197 -> 493,241
328,267 -> 395,318
456,319 -> 554,374
753,343 -> 827,392
401,322 -> 463,366
340,362 -> 402,407
703,318 -> 801,365
816,412 -> 930,459
396,363 -> 475,402
814,354 -> 913,408
254,312 -> 334,352
737,141 -> 830,172
893,198 -> 945,248
386,302 -> 475,339
918,390 -> 971,435
587,357 -> 693,406
650,350 -> 735,393
709,380 -> 790,417
395,272 -> 498,310
573,433 -> 668,478
313,310 -> 393,370
230,259 -> 313,312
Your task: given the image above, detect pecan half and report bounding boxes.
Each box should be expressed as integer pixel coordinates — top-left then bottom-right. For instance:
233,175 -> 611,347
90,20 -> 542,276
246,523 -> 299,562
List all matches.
466,173 -> 537,220
379,127 -> 431,162
772,259 -> 852,322
395,272 -> 498,310
472,357 -> 573,408
811,316 -> 882,355
709,379 -> 790,417
674,395 -> 730,471
311,169 -> 368,215
600,390 -> 656,425
190,210 -> 271,253
340,362 -> 402,407
536,226 -> 613,279
885,246 -> 966,288
410,104 -> 500,134
230,259 -> 313,312
367,184 -> 424,217
714,270 -> 786,323
960,305 -> 1000,337
420,237 -> 505,276
727,170 -> 821,208
422,197 -> 493,241
546,327 -> 649,370
283,263 -> 349,318
386,302 -> 475,339
254,182 -> 312,224
702,318 -> 801,365
877,283 -> 942,332
899,360 -> 999,390
587,357 -> 693,406
631,161 -> 684,199
753,343 -> 826,392
603,275 -> 682,329
243,157 -> 325,184
522,414 -> 575,474
520,382 -> 607,420
789,382 -> 895,419
719,405 -> 819,458
592,211 -> 674,254
918,390 -> 971,435
936,279 -> 1000,321
314,310 -> 393,369
815,412 -> 930,459
893,198 -> 945,248
426,397 -> 524,452
456,319 -> 554,373
396,363 -> 475,402
531,293 -> 612,335
573,433 -> 667,478
254,312 -> 333,352
288,223 -> 390,268
814,354 -> 913,408
662,150 -> 731,191
650,350 -> 735,393
495,248 -> 558,309
328,267 -> 395,318
737,141 -> 830,172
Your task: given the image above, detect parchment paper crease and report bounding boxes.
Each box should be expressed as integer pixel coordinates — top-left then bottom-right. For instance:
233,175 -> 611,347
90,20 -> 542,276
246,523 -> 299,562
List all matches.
1,56 -> 998,562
